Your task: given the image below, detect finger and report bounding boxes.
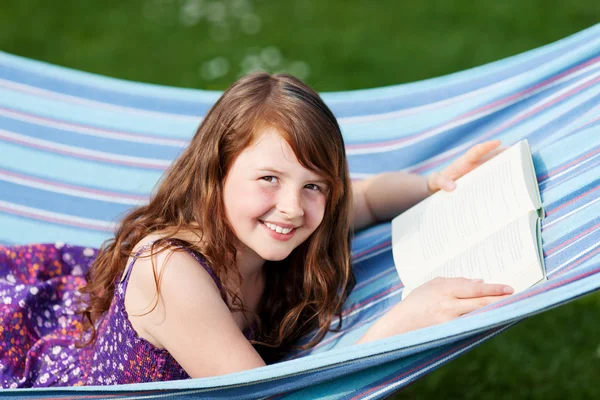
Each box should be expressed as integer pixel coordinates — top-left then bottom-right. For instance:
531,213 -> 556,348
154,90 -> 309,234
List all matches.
452,279 -> 513,299
461,140 -> 502,166
465,140 -> 502,161
455,294 -> 512,316
478,146 -> 506,164
430,171 -> 456,192
442,141 -> 502,180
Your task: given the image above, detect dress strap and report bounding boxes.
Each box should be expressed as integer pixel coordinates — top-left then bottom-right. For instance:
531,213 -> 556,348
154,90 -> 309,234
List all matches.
120,241 -> 156,284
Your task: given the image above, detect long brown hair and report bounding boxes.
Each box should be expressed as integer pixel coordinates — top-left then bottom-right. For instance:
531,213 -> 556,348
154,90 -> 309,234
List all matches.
79,73 -> 355,363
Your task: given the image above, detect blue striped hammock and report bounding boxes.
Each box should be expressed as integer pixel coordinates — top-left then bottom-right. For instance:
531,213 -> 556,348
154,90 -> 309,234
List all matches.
1,24 -> 599,399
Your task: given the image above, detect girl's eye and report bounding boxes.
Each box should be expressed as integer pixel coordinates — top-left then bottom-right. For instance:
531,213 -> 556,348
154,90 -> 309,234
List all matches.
305,183 -> 321,191
261,176 -> 278,183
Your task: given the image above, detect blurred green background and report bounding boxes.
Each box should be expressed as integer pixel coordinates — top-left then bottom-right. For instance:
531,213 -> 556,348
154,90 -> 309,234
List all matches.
2,0 -> 599,398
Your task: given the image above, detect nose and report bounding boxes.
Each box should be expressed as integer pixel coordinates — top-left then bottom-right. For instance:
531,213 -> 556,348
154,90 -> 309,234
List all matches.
277,188 -> 304,219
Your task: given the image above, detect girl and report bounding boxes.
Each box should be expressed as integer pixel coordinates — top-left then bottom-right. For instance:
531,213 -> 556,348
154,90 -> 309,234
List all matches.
0,73 -> 510,388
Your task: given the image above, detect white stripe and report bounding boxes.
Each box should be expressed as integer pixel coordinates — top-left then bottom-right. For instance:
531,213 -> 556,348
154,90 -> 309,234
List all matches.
543,195 -> 600,229
539,145 -> 600,186
545,225 -> 600,264
0,171 -> 146,205
345,101 -> 511,155
0,107 -> 188,147
547,241 -> 600,277
338,55 -> 600,125
346,64 -> 600,156
532,106 -> 600,154
405,70 -> 600,172
0,78 -> 201,122
353,244 -> 392,264
0,129 -> 171,168
0,200 -> 115,230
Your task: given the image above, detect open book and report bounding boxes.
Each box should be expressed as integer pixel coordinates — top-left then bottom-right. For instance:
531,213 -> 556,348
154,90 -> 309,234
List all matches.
391,140 -> 546,299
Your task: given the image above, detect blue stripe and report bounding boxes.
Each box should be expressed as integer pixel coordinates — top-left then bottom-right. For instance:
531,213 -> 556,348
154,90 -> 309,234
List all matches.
0,215 -> 111,246
0,142 -> 163,192
0,180 -> 133,221
0,115 -> 182,159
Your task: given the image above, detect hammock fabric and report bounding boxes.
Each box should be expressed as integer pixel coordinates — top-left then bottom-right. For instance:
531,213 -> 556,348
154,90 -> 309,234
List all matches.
1,24 -> 599,399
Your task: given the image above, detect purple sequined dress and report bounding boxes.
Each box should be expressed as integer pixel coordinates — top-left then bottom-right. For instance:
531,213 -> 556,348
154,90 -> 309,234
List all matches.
0,242 -> 225,388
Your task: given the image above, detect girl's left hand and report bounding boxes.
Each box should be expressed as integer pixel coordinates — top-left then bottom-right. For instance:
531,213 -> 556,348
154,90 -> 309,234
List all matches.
427,140 -> 506,194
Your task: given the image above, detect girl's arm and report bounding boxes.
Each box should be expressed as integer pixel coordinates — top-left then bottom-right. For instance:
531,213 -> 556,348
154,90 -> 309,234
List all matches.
351,172 -> 430,231
351,140 -> 504,231
125,248 -> 266,377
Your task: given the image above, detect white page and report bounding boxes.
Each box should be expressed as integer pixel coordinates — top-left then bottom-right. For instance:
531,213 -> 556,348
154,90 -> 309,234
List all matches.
402,211 -> 543,297
392,141 -> 536,289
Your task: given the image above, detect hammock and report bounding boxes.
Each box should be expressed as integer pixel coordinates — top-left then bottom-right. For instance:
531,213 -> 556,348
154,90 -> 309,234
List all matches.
1,24 -> 599,399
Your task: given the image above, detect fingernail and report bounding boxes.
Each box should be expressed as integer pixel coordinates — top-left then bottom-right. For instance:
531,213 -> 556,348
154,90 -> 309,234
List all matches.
471,279 -> 484,283
444,180 -> 456,190
503,286 -> 514,294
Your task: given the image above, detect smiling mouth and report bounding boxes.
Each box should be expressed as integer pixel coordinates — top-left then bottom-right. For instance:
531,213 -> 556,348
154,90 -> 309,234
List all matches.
259,220 -> 297,236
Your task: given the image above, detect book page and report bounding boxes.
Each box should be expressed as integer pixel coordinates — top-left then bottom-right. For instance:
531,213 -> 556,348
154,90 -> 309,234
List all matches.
401,211 -> 543,298
392,141 -> 537,286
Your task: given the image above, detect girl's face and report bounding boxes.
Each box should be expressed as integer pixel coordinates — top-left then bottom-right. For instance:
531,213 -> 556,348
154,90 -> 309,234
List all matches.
223,128 -> 328,268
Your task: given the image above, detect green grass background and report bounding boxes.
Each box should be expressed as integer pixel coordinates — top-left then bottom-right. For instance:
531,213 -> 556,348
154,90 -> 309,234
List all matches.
1,0 -> 599,398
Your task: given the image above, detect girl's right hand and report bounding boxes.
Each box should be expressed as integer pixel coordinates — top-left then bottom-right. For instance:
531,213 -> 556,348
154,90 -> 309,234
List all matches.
357,277 -> 513,343
395,277 -> 513,331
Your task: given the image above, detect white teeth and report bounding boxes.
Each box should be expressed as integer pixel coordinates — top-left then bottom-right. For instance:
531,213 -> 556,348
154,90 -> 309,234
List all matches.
264,222 -> 293,235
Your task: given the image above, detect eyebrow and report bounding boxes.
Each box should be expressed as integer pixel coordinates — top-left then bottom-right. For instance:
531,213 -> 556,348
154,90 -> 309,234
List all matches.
257,167 -> 328,184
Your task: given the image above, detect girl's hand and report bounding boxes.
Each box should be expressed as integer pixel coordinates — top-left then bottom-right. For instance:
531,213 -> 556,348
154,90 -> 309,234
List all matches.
396,277 -> 513,331
361,278 -> 513,342
427,140 -> 506,195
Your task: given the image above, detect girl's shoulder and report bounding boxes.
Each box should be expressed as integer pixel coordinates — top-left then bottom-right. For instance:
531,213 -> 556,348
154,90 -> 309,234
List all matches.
122,233 -> 213,278
121,234 -> 227,350
124,233 -> 221,292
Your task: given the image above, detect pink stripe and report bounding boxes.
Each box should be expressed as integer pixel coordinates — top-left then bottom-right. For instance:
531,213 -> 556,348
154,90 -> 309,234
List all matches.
0,205 -> 112,232
545,184 -> 599,216
537,146 -> 600,182
545,222 -> 600,257
0,105 -> 188,147
346,58 -> 600,153
462,55 -> 600,119
484,75 -> 600,138
412,74 -> 600,174
0,131 -> 168,170
0,168 -> 148,201
553,244 -> 600,276
0,79 -> 198,121
342,283 -> 403,316
352,240 -> 391,259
